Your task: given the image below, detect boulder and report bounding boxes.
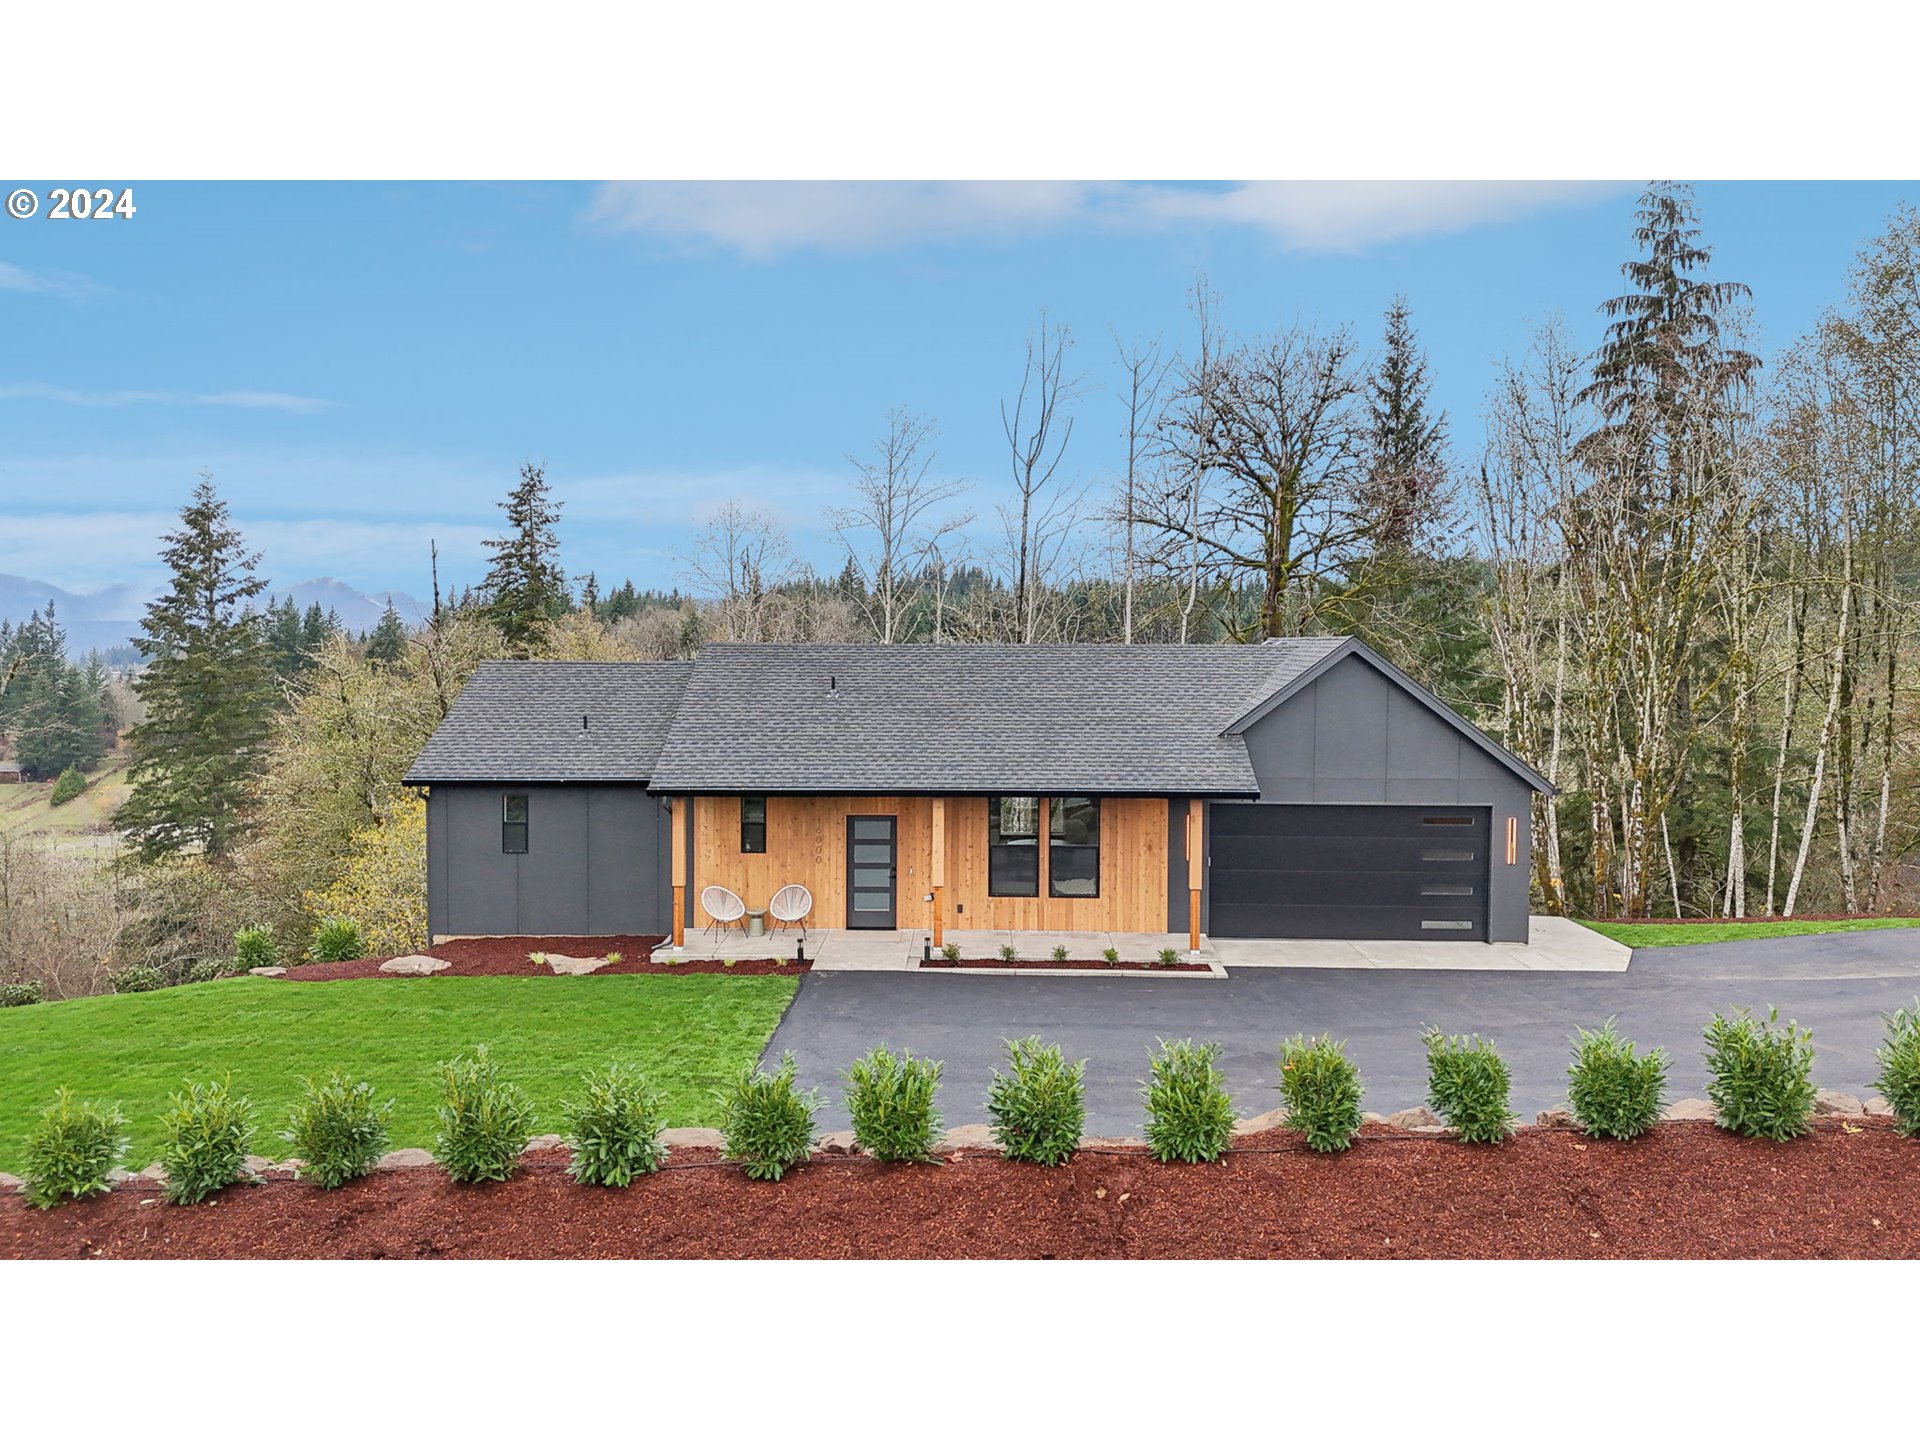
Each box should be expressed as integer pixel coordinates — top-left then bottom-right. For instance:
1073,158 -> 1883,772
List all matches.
136,1162 -> 169,1183
537,953 -> 608,976
271,1158 -> 306,1175
522,1134 -> 567,1153
1864,1096 -> 1895,1117
1814,1089 -> 1867,1118
248,966 -> 288,978
1662,1097 -> 1717,1122
106,1167 -> 136,1185
242,1155 -> 275,1176
1384,1106 -> 1444,1130
660,1126 -> 726,1151
937,1123 -> 1002,1152
1232,1107 -> 1290,1136
379,954 -> 450,976
815,1130 -> 860,1155
1536,1104 -> 1582,1130
0,1172 -> 22,1191
1360,1112 -> 1390,1127
374,1147 -> 436,1170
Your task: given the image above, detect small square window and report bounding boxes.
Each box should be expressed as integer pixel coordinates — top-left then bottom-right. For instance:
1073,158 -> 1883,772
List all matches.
741,795 -> 767,854
502,793 -> 529,854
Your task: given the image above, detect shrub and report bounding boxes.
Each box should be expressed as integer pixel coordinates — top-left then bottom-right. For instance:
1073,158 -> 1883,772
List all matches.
842,1046 -> 943,1163
186,957 -> 241,984
1277,1034 -> 1365,1153
233,924 -> 278,969
1,981 -> 42,1007
563,1063 -> 668,1186
306,916 -> 366,964
1874,1000 -> 1920,1137
159,1080 -> 257,1204
1566,1019 -> 1668,1140
48,767 -> 87,807
1702,1006 -> 1816,1141
941,942 -> 961,963
1050,944 -> 1070,963
720,1052 -> 819,1181
1141,1039 -> 1235,1163
21,1089 -> 127,1209
1156,947 -> 1180,967
602,951 -> 623,966
433,1046 -> 536,1183
722,957 -> 737,969
111,964 -> 166,994
1101,947 -> 1120,967
283,1072 -> 391,1189
986,1036 -> 1086,1165
998,943 -> 1018,963
1423,1029 -> 1517,1143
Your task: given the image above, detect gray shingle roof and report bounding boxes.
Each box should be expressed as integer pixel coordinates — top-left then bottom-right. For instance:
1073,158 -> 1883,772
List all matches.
647,641 -> 1346,795
404,660 -> 694,783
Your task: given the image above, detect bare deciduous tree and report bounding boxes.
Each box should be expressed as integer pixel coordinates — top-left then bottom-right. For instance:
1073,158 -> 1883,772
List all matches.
829,409 -> 972,642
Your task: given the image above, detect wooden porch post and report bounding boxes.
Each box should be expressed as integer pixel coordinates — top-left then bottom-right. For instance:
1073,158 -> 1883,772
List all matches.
1186,799 -> 1203,954
931,796 -> 946,949
670,795 -> 688,949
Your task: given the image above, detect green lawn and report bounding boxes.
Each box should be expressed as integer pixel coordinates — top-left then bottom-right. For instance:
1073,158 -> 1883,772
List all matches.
0,974 -> 797,1171
1582,916 -> 1920,950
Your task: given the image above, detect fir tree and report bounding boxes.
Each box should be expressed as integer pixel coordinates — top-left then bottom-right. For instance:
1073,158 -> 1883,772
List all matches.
1364,296 -> 1449,554
480,462 -> 567,655
365,601 -> 407,666
115,479 -> 277,863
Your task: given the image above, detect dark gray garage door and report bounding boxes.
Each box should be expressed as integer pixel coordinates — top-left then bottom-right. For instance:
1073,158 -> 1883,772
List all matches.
1210,804 -> 1489,941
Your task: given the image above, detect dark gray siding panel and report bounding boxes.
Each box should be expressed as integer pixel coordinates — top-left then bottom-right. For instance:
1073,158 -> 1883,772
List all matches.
1234,654 -> 1534,942
426,783 -> 669,939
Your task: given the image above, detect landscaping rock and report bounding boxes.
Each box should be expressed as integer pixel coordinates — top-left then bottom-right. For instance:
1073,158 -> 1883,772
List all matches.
1385,1106 -> 1444,1130
0,1172 -> 22,1192
242,1155 -> 275,1177
1864,1096 -> 1894,1117
379,954 -> 451,976
1814,1089 -> 1867,1117
248,966 -> 288,978
137,1162 -> 168,1183
1079,1136 -> 1146,1150
1232,1107 -> 1290,1136
1360,1112 -> 1390,1127
106,1167 -> 136,1185
660,1126 -> 726,1151
1663,1098 -> 1717,1121
374,1148 -> 436,1170
815,1130 -> 860,1155
270,1158 -> 305,1175
538,953 -> 608,976
1536,1104 -> 1582,1130
522,1134 -> 567,1153
937,1123 -> 1002,1152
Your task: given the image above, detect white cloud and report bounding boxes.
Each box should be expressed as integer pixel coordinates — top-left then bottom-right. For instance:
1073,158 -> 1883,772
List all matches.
0,260 -> 101,298
0,382 -> 337,414
587,179 -> 1626,259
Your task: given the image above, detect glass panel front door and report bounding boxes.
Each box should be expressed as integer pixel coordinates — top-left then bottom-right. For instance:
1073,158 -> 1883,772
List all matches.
845,816 -> 897,929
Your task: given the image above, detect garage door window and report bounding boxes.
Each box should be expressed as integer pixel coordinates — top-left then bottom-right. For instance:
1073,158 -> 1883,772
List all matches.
988,796 -> 1039,896
1049,795 -> 1100,897
502,794 -> 529,854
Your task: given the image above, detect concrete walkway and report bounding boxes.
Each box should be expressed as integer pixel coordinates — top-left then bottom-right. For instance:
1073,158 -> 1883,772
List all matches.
653,915 -> 1626,974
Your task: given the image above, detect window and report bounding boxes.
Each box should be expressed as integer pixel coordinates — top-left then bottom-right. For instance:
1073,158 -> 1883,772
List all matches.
502,793 -> 528,854
741,795 -> 767,853
1049,795 -> 1100,897
988,795 -> 1039,896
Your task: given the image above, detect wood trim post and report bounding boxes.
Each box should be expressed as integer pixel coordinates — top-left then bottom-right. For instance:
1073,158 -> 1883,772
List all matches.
670,796 -> 688,949
1186,799 -> 1203,953
931,796 -> 946,949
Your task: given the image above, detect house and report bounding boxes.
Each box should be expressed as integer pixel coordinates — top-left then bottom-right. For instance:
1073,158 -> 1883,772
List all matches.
0,762 -> 22,785
403,638 -> 1553,949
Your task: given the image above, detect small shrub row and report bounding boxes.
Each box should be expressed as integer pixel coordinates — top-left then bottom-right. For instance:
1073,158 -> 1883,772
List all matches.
2,981 -> 43,1007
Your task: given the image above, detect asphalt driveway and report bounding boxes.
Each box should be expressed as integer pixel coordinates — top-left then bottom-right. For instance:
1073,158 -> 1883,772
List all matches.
763,928 -> 1920,1135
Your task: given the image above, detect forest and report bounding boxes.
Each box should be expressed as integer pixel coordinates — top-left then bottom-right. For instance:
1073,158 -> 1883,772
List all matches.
3,180 -> 1918,998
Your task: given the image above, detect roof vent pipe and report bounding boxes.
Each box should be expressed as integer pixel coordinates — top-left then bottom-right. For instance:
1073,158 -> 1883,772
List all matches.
582,713 -> 589,731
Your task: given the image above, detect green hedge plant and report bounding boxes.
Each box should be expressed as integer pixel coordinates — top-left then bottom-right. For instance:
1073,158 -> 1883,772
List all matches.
283,1072 -> 391,1189
111,965 -> 166,994
1874,1000 -> 1920,1137
186,957 -> 241,984
842,1045 -> 943,1163
563,1063 -> 668,1186
1423,1029 -> 1518,1143
1702,1006 -> 1817,1141
1,981 -> 42,1007
21,1089 -> 128,1209
159,1080 -> 257,1204
233,925 -> 278,970
720,1052 -> 819,1181
1277,1034 -> 1364,1153
986,1036 -> 1085,1165
306,916 -> 366,964
49,767 -> 87,806
1566,1019 -> 1667,1139
433,1046 -> 536,1182
1141,1038 -> 1236,1163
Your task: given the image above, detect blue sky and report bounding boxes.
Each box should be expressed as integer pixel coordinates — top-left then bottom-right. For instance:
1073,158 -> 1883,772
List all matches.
3,180 -> 1915,608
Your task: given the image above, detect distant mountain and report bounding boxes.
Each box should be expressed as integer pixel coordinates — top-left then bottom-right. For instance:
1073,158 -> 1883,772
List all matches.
0,573 -> 429,656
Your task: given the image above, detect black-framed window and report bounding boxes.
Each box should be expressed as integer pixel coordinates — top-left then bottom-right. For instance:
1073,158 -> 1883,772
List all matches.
741,795 -> 767,853
1049,795 -> 1100,897
988,795 -> 1040,896
502,793 -> 529,854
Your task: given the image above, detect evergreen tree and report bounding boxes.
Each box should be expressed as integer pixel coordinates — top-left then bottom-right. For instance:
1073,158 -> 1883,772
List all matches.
480,462 -> 567,655
115,479 -> 277,863
1364,296 -> 1449,553
365,601 -> 408,666
578,571 -> 600,617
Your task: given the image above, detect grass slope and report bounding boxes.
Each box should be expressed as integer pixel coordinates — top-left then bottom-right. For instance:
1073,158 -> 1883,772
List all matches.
0,747 -> 131,851
0,974 -> 797,1171
1583,916 -> 1920,950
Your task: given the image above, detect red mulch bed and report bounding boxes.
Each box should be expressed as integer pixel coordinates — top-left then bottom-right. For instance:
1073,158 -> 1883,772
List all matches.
9,1120 -> 1919,1259
283,935 -> 811,980
919,956 -> 1213,973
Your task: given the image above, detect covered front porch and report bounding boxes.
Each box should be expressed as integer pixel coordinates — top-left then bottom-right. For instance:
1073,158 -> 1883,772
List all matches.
650,926 -> 1212,971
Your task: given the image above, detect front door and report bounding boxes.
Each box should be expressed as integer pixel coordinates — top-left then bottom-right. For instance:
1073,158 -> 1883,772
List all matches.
846,815 -> 898,929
